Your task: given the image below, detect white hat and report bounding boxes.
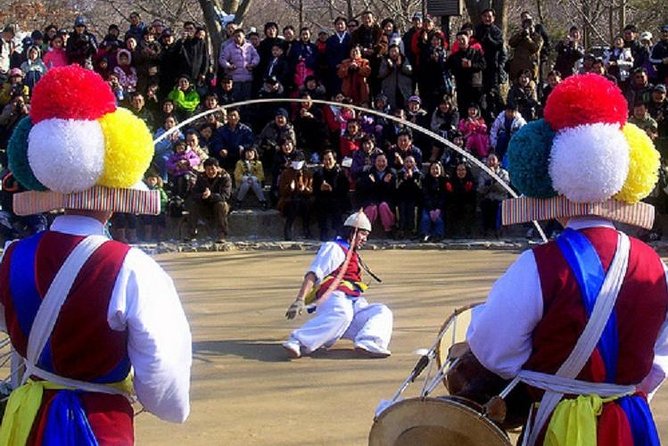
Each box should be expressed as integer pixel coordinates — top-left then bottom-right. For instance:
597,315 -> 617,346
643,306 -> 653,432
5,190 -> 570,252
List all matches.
344,210 -> 372,232
640,31 -> 653,41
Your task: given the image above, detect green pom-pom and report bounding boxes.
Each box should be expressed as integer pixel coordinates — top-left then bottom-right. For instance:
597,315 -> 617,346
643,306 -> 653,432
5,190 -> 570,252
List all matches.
507,119 -> 557,198
8,116 -> 47,191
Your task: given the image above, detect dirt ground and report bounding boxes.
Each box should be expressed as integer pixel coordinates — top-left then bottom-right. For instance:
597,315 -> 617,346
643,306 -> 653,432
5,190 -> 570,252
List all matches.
136,249 -> 668,445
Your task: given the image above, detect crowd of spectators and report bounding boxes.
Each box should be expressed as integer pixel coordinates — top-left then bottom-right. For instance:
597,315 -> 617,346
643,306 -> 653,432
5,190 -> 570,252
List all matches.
0,10 -> 666,243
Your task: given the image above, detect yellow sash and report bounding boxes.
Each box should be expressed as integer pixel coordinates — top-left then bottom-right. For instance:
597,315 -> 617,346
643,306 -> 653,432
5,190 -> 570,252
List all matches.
544,394 -> 620,446
304,277 -> 368,305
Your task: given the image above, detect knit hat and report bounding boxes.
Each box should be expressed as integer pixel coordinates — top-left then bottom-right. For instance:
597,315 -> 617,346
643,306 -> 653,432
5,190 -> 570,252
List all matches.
501,74 -> 659,229
8,65 -> 159,216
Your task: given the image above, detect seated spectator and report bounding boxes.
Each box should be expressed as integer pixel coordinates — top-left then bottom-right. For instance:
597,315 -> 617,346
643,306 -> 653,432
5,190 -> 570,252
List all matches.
446,32 -> 485,114
141,170 -> 168,241
271,138 -> 306,204
457,104 -> 489,159
506,69 -> 539,121
386,129 -> 423,170
629,101 -> 659,140
604,35 -> 634,84
187,157 -> 232,242
378,43 -> 413,111
420,162 -> 446,242
219,28 -> 259,101
477,154 -> 509,238
355,153 -> 397,237
198,122 -> 216,150
441,130 -> 468,172
351,134 -> 383,183
233,147 -> 267,209
42,33 -> 68,69
107,73 -> 125,103
111,213 -> 138,243
167,74 -> 200,122
648,84 -> 667,155
256,76 -> 286,125
185,130 -> 210,173
217,75 -> 235,105
404,95 -> 430,150
113,49 -> 137,94
153,114 -> 184,181
277,158 -> 313,240
257,108 -> 296,176
339,118 -> 365,159
166,139 -> 200,198
489,102 -> 527,163
0,68 -> 29,107
591,57 -> 618,84
507,16 -> 543,82
444,162 -> 476,238
0,169 -> 47,243
128,92 -> 155,131
294,93 -> 326,160
395,155 -> 423,238
540,70 -> 562,106
429,96 -> 460,162
211,108 -> 255,172
0,93 -> 29,151
380,108 -> 408,149
625,67 -> 654,110
194,92 -> 220,122
298,75 -> 327,101
337,45 -> 371,105
20,45 -> 47,91
312,149 -> 350,241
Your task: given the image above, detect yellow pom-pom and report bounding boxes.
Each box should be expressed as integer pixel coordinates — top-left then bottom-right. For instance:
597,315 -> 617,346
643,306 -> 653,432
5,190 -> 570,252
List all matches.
97,108 -> 153,188
614,123 -> 660,204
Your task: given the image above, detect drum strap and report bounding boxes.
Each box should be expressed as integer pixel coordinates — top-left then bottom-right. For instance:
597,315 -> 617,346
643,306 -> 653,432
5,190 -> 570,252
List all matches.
500,230 -> 631,446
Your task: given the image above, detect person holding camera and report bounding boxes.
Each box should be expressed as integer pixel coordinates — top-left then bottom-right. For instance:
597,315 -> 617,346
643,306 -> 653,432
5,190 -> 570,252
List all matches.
554,26 -> 585,78
508,16 -> 543,82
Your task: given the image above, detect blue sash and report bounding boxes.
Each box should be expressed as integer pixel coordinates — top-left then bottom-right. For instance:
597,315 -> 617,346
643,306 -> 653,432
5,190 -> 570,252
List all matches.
43,391 -> 98,446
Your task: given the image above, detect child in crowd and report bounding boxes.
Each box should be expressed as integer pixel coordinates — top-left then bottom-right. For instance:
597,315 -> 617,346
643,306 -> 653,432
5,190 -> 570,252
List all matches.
457,104 -> 489,159
167,140 -> 200,198
20,46 -> 47,91
107,73 -> 125,103
142,171 -> 168,241
168,75 -> 200,122
113,49 -> 137,94
540,70 -> 562,108
43,33 -> 67,69
153,115 -> 184,181
94,56 -> 112,80
420,162 -> 447,242
0,69 -> 29,107
233,147 -> 268,209
185,130 -> 210,173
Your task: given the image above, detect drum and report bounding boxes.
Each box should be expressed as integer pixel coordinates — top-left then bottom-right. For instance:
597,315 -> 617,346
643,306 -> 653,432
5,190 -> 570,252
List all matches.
369,396 -> 512,446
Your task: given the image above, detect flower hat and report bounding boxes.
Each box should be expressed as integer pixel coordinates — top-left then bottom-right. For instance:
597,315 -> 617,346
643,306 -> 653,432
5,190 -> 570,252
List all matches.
8,65 -> 159,216
502,74 -> 659,229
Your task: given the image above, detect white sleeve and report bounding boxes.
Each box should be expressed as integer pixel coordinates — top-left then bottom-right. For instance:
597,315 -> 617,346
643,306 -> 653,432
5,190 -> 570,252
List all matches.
307,242 -> 346,282
467,250 -> 543,380
108,248 -> 192,423
638,262 -> 668,399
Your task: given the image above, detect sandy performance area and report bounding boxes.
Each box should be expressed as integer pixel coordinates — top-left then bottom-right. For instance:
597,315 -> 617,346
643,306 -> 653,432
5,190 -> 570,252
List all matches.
136,249 -> 668,445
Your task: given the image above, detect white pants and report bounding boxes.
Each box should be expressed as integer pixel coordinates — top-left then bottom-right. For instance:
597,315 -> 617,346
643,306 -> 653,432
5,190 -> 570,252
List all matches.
289,291 -> 393,354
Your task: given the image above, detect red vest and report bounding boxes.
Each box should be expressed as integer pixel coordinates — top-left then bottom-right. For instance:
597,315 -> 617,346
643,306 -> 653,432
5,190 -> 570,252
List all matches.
315,240 -> 364,300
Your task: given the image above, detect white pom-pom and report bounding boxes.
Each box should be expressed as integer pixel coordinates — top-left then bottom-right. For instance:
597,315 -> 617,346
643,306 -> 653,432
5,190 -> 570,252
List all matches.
28,119 -> 105,193
549,123 -> 629,203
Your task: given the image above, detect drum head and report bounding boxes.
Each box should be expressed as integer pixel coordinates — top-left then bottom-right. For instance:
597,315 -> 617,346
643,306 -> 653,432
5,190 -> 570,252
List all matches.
369,397 -> 511,446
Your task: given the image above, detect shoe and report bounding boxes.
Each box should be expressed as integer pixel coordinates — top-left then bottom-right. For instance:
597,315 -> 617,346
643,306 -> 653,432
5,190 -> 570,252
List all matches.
422,235 -> 430,243
354,344 -> 391,359
282,339 -> 301,359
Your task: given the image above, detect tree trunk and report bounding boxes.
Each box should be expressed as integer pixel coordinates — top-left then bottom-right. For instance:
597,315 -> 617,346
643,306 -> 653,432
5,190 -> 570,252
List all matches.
198,0 -> 223,70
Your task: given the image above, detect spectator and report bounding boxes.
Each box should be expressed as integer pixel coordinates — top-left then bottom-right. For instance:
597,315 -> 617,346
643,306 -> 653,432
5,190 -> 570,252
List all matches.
355,152 -> 397,237
473,9 -> 506,101
219,29 -> 259,101
403,12 -> 423,69
457,104 -> 489,159
42,33 -> 67,69
217,75 -> 235,105
159,28 -> 181,98
629,102 -> 659,140
113,49 -> 138,94
290,27 -> 318,90
107,72 -> 125,103
153,115 -> 184,181
257,107 -> 296,173
271,138 -> 305,204
185,130 -> 210,173
141,171 -> 168,241
648,84 -> 667,155
446,32 -> 485,115
125,11 -> 147,43
378,44 -> 412,111
174,21 -> 209,88
622,24 -> 644,69
387,129 -> 423,170
625,67 -> 654,110
649,24 -> 668,85
404,94 -> 430,150
507,69 -> 540,121
312,149 -> 350,240
540,70 -> 562,105
135,28 -> 163,93
444,162 -> 476,238
211,108 -> 255,172
419,33 -> 450,113
167,75 -> 200,121
0,68 -> 28,106
507,16 -> 543,82
554,26 -> 584,78
187,157 -> 232,242
489,102 -> 526,163
263,43 -> 289,88
351,134 -> 383,182
521,11 -> 550,79
128,92 -> 155,130
395,155 -> 423,238
101,24 -> 124,50
339,118 -> 365,159
277,157 -> 313,240
254,22 -> 282,94
337,46 -> 372,105
66,16 -> 97,69
0,25 -> 15,79
605,35 -> 634,84
430,96 -> 460,161
167,139 -> 200,198
282,25 -> 297,60
19,45 -> 47,91
380,108 -> 408,149
0,92 -> 29,149
420,161 -> 446,242
256,75 -> 286,125
325,17 -> 353,94
294,92 -> 325,158
351,10 -> 382,63
233,147 -> 267,209
477,153 -> 509,237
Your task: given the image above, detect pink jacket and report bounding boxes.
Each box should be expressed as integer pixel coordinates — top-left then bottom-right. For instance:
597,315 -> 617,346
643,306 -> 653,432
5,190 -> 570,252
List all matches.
43,48 -> 68,69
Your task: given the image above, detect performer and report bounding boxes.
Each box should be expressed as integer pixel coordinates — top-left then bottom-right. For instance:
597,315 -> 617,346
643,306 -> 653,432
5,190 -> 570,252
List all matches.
465,74 -> 668,445
283,210 -> 393,359
0,66 -> 191,444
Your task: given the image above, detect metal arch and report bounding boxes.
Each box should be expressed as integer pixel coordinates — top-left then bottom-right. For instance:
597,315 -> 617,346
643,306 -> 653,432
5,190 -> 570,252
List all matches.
153,97 -> 548,242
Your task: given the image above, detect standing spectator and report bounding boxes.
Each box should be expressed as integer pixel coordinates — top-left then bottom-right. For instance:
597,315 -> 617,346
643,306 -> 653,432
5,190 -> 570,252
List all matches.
355,153 -> 397,237
142,171 -> 168,242
337,46 -> 372,105
263,43 -> 289,88
420,161 -> 446,242
66,16 -> 97,69
219,29 -> 260,101
174,22 -> 209,89
378,44 -> 412,111
403,13 -> 423,69
135,28 -> 163,93
325,17 -> 352,95
254,22 -> 281,94
474,9 -> 506,105
233,147 -> 267,209
553,26 -> 584,78
42,33 -> 67,69
521,11 -> 550,80
0,25 -> 15,79
159,29 -> 180,99
271,138 -> 306,205
622,24 -> 644,69
648,84 -> 667,156
604,35 -> 634,85
290,27 -> 318,90
124,11 -> 147,43
457,104 -> 489,159
507,16 -> 543,82
625,67 -> 654,110
167,75 -> 200,122
477,154 -> 509,237
128,92 -> 155,131
282,25 -> 297,60
446,32 -> 485,115
312,150 -> 350,240
445,162 -> 476,238
211,108 -> 255,173
419,33 -> 450,113
395,155 -> 423,238
187,157 -> 232,242
489,102 -> 526,163
351,10 -> 382,97
278,158 -> 313,240
507,69 -> 540,121
0,68 -> 28,106
650,25 -> 668,85
20,45 -> 47,91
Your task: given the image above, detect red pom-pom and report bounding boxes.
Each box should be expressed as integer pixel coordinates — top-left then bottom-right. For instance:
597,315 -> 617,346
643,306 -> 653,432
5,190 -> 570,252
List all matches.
30,66 -> 116,124
544,74 -> 627,131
